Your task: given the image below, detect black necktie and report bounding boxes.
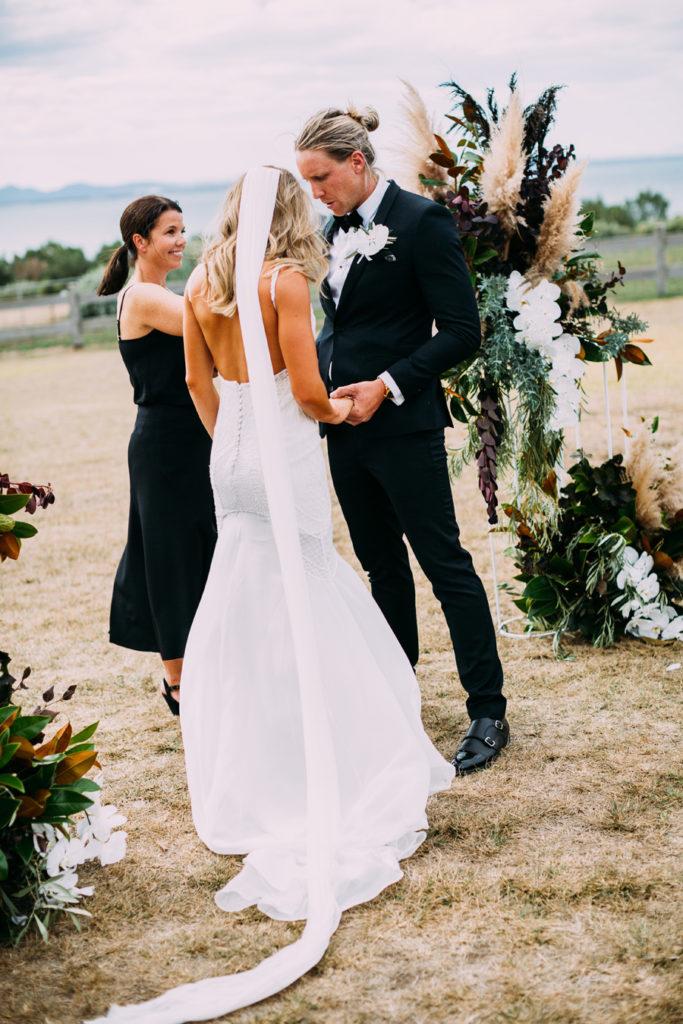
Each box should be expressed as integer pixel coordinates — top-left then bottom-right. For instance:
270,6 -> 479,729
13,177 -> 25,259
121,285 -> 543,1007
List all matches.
334,209 -> 363,233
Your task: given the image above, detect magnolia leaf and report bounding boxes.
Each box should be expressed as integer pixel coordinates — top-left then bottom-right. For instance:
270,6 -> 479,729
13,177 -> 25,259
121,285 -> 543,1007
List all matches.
0,742 -> 20,769
418,175 -> 448,187
43,789 -> 94,818
0,493 -> 30,515
0,774 -> 25,792
0,515 -> 16,534
12,521 -> 38,539
0,794 -> 21,828
9,735 -> 36,764
15,834 -> 34,864
429,152 -> 454,168
433,133 -> 454,159
63,741 -> 96,755
622,344 -> 651,366
11,715 -> 51,740
0,849 -> 8,881
69,721 -> 99,745
653,550 -> 675,571
34,721 -> 72,759
55,749 -> 98,786
0,707 -> 19,731
69,777 -> 101,794
0,533 -> 21,560
615,356 -> 623,381
17,788 -> 51,819
449,397 -> 469,424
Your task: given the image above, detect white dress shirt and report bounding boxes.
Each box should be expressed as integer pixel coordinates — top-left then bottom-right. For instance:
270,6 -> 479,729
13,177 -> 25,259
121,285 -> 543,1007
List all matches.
326,175 -> 404,405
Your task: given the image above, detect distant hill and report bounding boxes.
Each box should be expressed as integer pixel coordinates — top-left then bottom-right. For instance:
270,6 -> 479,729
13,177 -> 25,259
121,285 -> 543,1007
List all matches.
0,181 -> 230,205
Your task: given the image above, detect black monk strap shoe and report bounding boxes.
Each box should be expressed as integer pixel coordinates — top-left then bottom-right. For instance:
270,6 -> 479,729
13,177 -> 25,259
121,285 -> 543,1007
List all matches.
451,717 -> 510,776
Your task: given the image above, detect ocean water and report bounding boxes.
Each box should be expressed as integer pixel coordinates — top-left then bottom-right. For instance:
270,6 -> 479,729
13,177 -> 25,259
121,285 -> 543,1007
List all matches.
0,187 -> 230,260
1,155 -> 682,260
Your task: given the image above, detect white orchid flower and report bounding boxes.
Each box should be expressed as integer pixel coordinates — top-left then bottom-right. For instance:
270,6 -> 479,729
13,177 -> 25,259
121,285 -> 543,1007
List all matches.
662,616 -> 683,640
97,830 -> 128,866
636,573 -> 660,602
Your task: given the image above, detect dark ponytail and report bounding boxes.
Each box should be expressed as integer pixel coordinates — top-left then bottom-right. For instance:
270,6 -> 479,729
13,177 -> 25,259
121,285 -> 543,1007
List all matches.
96,194 -> 182,296
97,244 -> 129,296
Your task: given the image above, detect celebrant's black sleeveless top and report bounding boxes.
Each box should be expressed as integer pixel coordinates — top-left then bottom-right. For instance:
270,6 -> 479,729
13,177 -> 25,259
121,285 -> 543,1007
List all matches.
109,285 -> 216,662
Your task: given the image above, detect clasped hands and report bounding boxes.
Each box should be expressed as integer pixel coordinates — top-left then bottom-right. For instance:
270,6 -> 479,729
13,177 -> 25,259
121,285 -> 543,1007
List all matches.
330,378 -> 386,425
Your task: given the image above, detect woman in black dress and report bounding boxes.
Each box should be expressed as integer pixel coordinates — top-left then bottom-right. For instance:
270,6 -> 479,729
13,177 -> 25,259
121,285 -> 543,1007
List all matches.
98,196 -> 216,713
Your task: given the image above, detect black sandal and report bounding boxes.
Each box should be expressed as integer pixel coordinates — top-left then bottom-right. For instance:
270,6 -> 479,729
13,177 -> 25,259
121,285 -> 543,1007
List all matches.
451,717 -> 509,775
161,678 -> 180,716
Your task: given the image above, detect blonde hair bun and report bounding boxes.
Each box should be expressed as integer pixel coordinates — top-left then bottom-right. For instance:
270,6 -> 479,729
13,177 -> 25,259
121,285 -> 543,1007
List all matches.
346,106 -> 380,132
295,107 -> 378,165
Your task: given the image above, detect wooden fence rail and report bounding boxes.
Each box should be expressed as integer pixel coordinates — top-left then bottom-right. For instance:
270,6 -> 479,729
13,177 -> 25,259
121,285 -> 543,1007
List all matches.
0,284 -> 184,348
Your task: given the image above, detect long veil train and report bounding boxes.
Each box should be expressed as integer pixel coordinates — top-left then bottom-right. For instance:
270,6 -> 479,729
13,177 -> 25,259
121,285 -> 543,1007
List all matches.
86,165 -> 453,1023
86,166 -> 343,1023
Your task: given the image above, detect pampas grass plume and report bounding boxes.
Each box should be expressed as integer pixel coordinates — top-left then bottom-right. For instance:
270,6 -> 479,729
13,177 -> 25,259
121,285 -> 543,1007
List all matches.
561,279 -> 589,315
527,160 -> 586,284
658,439 -> 683,518
392,80 -> 448,197
479,90 -> 525,236
626,426 -> 663,532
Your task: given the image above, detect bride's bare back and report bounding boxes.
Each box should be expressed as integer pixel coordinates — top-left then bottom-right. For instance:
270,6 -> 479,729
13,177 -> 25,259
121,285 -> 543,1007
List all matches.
183,261 -> 351,438
186,261 -> 286,382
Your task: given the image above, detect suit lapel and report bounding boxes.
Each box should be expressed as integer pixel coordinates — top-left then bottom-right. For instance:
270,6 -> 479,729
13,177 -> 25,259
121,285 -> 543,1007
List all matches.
335,180 -> 401,320
319,216 -> 338,318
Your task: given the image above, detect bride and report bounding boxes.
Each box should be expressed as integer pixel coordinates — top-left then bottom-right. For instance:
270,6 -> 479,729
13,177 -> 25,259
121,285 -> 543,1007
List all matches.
87,166 -> 454,1023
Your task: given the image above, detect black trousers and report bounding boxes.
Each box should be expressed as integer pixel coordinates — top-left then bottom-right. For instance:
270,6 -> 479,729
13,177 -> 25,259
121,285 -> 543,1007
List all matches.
327,427 -> 506,721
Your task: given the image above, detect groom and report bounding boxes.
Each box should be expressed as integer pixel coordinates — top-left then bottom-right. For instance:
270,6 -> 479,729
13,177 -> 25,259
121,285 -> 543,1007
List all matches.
295,107 -> 509,775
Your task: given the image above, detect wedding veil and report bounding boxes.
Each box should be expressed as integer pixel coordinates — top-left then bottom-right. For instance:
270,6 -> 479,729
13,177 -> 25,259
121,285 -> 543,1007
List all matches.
86,166 -> 342,1023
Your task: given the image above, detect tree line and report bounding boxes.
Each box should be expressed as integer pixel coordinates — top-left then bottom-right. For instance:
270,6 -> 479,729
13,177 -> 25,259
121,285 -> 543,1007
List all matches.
0,191 -> 678,288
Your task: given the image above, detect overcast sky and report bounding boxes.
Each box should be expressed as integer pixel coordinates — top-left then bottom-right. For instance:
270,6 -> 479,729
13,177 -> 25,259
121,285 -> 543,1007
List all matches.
1,0 -> 681,191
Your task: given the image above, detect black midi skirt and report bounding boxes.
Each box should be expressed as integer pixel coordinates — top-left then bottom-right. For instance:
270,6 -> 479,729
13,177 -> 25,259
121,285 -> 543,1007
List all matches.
109,404 -> 216,661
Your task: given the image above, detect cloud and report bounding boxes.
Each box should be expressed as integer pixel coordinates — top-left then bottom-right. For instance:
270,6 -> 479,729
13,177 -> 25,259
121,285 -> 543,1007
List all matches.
1,0 -> 682,189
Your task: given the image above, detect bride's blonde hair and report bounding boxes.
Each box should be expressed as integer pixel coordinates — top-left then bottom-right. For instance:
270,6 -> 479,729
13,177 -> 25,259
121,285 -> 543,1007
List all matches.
202,167 -> 328,317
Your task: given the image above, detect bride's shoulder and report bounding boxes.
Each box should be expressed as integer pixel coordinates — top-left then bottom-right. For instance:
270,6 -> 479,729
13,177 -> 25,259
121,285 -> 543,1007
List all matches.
266,265 -> 309,299
185,262 -> 208,301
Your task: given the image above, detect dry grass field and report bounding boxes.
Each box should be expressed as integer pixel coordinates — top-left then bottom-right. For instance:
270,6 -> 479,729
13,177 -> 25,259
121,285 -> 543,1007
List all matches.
1,298 -> 682,1024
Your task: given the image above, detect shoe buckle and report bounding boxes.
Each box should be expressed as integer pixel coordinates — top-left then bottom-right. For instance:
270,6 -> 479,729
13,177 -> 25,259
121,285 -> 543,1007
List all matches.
484,736 -> 496,748
494,720 -> 504,731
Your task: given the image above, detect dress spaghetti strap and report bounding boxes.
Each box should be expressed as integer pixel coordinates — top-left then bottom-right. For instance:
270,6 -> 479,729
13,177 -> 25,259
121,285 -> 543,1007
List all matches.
116,284 -> 136,342
269,266 -> 281,310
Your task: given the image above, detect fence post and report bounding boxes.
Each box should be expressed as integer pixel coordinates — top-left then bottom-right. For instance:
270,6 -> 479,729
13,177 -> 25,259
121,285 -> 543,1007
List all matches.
68,287 -> 84,349
655,226 -> 668,297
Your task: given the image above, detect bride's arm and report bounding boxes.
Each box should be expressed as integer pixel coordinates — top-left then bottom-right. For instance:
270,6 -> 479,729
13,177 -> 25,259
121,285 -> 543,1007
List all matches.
184,285 -> 219,437
276,271 -> 352,425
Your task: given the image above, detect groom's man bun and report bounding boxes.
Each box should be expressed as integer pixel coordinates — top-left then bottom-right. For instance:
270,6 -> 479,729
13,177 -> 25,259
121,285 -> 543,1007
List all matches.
345,105 -> 380,133
295,106 -> 379,165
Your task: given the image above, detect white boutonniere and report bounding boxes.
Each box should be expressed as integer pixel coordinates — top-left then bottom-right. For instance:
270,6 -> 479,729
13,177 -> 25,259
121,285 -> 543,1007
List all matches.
344,222 -> 396,262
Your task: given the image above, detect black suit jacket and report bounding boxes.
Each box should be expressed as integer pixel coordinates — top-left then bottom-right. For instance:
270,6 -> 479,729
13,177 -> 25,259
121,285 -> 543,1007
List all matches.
317,180 -> 481,438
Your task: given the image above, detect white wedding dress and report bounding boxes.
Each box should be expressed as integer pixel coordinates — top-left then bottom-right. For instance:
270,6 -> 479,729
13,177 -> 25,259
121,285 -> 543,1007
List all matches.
87,168 -> 454,1024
